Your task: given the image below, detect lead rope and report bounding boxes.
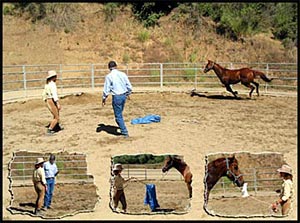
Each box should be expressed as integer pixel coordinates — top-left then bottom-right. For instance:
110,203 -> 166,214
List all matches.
231,176 -> 276,215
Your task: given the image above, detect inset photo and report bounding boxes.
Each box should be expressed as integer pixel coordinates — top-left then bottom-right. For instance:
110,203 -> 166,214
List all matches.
7,150 -> 99,219
109,154 -> 192,215
204,152 -> 293,218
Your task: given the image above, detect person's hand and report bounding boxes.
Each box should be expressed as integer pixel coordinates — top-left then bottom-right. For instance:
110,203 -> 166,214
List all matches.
271,202 -> 278,213
45,185 -> 48,192
102,98 -> 106,106
57,102 -> 61,110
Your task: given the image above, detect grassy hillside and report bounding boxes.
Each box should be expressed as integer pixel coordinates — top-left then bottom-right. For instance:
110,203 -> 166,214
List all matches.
2,3 -> 297,65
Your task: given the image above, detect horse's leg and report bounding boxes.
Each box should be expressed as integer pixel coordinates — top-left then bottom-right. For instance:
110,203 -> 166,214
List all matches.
225,84 -> 238,98
242,82 -> 255,98
252,81 -> 260,96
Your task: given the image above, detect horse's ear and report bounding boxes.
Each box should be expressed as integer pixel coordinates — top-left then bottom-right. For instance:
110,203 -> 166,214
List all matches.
228,155 -> 235,163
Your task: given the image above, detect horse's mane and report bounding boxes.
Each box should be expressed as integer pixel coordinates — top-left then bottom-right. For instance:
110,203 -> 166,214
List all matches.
173,155 -> 186,165
209,156 -> 237,167
209,157 -> 225,167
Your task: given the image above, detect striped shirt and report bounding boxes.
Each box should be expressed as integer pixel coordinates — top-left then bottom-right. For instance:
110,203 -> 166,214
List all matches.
102,69 -> 132,99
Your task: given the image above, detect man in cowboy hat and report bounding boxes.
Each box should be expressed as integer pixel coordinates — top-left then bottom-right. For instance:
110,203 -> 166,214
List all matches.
42,70 -> 63,135
32,157 -> 47,215
111,163 -> 134,212
102,61 -> 132,138
271,164 -> 293,215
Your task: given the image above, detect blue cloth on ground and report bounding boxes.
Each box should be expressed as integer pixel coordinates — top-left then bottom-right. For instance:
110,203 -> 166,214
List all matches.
131,114 -> 161,125
144,184 -> 160,211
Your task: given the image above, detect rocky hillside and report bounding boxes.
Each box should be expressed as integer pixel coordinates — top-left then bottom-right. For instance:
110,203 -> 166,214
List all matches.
3,3 -> 297,65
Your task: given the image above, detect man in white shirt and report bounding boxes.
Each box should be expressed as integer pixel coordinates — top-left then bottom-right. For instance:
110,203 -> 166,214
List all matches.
102,61 -> 132,138
43,154 -> 59,210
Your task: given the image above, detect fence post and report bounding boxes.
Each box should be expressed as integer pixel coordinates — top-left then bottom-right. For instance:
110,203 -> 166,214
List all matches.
194,64 -> 197,89
253,168 -> 257,196
145,168 -> 147,180
222,178 -> 226,196
160,63 -> 163,88
59,64 -> 63,94
91,64 -> 95,91
127,164 -> 129,178
22,65 -> 27,98
265,63 -> 269,93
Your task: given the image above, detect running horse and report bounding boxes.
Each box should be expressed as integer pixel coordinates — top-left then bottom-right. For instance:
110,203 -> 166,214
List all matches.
204,155 -> 244,204
162,155 -> 193,198
203,60 -> 273,98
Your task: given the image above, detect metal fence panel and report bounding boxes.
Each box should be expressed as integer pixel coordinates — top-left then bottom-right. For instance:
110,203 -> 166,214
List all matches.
2,62 -> 297,102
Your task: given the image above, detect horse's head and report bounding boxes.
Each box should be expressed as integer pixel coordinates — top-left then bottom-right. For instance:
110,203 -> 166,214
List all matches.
226,155 -> 244,187
203,60 -> 215,73
162,155 -> 174,173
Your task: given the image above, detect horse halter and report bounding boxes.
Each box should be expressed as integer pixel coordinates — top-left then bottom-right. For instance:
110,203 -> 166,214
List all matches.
163,159 -> 174,172
225,157 -> 243,184
204,61 -> 215,72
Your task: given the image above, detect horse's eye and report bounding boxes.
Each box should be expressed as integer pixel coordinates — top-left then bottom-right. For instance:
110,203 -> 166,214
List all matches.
234,166 -> 238,170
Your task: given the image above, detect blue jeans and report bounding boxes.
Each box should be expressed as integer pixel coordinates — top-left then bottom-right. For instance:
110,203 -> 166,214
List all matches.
44,178 -> 55,208
112,94 -> 128,135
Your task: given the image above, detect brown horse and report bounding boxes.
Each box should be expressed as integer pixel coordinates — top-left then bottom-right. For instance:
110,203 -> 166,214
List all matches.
162,155 -> 193,198
204,155 -> 244,204
203,60 -> 273,98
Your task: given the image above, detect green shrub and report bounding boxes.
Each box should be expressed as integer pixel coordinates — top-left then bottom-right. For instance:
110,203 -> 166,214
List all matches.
3,4 -> 15,15
183,69 -> 196,81
122,53 -> 130,63
113,154 -> 166,164
137,29 -> 150,42
103,3 -> 119,22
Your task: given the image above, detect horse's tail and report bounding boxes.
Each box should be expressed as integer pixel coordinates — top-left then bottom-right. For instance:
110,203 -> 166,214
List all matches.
253,70 -> 273,82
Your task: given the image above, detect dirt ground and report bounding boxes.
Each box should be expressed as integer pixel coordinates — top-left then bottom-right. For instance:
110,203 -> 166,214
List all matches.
111,180 -> 190,214
2,90 -> 297,220
7,183 -> 98,219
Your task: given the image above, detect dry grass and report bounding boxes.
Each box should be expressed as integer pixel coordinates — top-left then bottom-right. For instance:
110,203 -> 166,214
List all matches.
3,3 -> 297,66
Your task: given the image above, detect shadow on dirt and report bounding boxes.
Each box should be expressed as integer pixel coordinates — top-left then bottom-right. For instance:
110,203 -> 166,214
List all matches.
96,123 -> 122,136
152,208 -> 175,212
45,123 -> 64,132
190,91 -> 251,100
8,205 -> 35,214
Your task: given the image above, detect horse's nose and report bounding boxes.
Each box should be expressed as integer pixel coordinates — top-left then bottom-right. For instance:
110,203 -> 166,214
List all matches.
235,178 -> 244,187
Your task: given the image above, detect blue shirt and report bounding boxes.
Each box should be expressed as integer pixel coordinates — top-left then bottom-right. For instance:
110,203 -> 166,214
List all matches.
44,161 -> 58,179
102,69 -> 132,99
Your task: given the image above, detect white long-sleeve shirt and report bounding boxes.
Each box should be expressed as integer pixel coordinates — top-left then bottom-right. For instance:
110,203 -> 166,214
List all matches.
280,179 -> 293,201
43,81 -> 59,102
102,69 -> 132,99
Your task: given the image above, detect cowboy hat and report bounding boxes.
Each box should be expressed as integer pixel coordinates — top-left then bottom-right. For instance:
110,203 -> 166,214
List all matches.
113,163 -> 123,171
46,70 -> 57,79
277,164 -> 292,175
35,157 -> 45,165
